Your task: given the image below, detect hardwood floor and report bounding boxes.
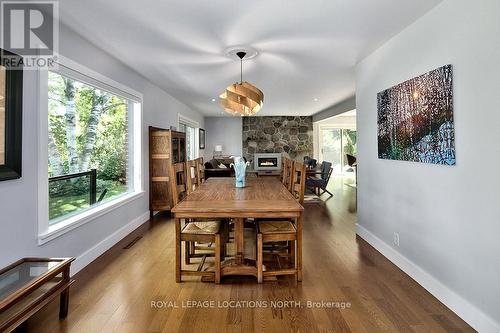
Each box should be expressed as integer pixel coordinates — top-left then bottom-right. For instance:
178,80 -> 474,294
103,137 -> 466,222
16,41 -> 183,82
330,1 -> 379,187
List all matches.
24,177 -> 474,332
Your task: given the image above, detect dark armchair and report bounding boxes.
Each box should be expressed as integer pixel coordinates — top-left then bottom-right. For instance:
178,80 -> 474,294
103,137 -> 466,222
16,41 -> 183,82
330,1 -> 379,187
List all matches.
306,161 -> 333,197
303,156 -> 317,169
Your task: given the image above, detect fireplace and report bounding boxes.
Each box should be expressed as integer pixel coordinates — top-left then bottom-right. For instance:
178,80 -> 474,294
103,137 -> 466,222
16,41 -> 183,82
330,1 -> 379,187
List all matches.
254,153 -> 282,171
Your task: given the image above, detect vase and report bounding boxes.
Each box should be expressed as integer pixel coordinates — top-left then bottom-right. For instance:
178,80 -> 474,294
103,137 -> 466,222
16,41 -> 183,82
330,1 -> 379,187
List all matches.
231,156 -> 249,188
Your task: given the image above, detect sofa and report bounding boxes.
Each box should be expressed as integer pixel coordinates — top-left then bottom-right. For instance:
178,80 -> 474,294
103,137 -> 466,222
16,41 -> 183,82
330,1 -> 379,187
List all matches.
204,158 -> 234,180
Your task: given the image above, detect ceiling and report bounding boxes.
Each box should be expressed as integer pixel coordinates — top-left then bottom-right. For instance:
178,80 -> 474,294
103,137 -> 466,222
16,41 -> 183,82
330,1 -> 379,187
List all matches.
58,0 -> 442,117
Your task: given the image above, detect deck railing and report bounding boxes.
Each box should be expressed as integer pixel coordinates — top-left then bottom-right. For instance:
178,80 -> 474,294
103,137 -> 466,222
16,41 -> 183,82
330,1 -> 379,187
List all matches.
49,169 -> 97,205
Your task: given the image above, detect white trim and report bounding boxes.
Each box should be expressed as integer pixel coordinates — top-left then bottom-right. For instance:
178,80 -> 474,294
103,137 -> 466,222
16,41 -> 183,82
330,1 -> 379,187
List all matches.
70,211 -> 150,276
39,191 -> 145,245
356,224 -> 500,333
54,55 -> 143,101
37,67 -> 49,240
177,113 -> 199,128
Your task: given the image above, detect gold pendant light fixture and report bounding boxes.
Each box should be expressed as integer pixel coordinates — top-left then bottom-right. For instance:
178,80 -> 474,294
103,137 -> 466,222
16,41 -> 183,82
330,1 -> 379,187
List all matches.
219,51 -> 264,116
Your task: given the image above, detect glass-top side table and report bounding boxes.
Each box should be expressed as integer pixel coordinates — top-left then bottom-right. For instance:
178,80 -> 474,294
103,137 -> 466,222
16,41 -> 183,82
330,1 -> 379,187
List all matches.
0,257 -> 75,332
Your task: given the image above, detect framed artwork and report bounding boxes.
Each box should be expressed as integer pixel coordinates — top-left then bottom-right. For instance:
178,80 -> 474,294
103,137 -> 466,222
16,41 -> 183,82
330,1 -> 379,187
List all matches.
199,128 -> 205,149
377,64 -> 455,165
0,49 -> 23,181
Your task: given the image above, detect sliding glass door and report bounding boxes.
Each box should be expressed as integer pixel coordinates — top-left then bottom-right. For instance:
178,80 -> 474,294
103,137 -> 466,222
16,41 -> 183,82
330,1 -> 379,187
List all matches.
320,128 -> 342,173
320,128 -> 357,174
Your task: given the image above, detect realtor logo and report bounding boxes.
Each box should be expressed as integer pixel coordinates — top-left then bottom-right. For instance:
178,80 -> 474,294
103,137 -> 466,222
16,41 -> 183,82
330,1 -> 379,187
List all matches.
1,0 -> 58,68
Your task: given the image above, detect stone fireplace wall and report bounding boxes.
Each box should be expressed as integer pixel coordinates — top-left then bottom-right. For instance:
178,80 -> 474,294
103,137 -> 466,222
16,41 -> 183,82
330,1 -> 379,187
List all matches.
242,116 -> 313,164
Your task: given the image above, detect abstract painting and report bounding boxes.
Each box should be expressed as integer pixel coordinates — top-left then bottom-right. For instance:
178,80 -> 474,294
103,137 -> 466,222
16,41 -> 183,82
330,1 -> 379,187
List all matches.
377,65 -> 455,165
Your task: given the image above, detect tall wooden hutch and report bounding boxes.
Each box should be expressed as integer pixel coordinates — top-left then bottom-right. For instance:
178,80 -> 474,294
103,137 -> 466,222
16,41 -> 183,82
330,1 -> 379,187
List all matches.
149,127 -> 186,217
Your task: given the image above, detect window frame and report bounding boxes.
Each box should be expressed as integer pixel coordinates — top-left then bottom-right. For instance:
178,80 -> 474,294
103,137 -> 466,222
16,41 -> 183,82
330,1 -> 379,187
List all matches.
37,56 -> 144,245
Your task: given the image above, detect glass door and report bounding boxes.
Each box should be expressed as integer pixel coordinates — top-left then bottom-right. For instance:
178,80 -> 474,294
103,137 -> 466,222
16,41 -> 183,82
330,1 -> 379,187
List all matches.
320,128 -> 342,173
320,128 -> 357,174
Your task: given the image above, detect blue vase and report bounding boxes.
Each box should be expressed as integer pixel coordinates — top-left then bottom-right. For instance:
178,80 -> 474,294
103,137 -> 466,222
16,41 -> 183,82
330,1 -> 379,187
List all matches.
231,157 -> 249,188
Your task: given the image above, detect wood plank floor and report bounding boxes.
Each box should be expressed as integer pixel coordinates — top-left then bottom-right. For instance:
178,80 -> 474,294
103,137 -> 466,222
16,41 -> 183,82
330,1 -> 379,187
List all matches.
24,177 -> 474,332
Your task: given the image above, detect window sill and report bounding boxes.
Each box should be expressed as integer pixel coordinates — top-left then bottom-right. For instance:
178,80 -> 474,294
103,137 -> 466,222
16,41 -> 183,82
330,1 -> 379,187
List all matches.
38,191 -> 145,245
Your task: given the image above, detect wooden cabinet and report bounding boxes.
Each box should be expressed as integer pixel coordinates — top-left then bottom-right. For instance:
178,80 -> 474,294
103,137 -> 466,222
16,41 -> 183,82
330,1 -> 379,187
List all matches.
149,127 -> 186,217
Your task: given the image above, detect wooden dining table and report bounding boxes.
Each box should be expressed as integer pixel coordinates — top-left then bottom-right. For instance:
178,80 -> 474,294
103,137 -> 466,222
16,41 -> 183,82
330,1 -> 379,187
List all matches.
171,177 -> 304,281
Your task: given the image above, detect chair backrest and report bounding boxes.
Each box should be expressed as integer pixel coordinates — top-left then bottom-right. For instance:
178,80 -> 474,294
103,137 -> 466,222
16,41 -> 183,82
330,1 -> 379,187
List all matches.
290,161 -> 307,204
185,160 -> 199,194
171,162 -> 187,205
321,161 -> 333,180
196,157 -> 204,184
346,154 -> 356,167
280,156 -> 288,183
307,158 -> 317,169
283,158 -> 294,191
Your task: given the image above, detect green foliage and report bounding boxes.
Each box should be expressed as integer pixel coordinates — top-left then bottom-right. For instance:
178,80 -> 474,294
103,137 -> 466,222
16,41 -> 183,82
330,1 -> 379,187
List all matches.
343,129 -> 357,156
49,181 -> 128,221
48,72 -> 128,180
90,98 -> 128,181
47,72 -> 130,221
49,178 -> 122,198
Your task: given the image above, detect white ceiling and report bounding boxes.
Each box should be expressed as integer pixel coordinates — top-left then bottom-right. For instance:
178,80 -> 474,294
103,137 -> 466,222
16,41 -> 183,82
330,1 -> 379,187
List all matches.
59,0 -> 442,117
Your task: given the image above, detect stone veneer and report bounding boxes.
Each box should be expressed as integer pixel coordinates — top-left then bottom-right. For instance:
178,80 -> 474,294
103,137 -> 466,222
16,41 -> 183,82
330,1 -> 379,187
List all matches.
242,116 -> 313,164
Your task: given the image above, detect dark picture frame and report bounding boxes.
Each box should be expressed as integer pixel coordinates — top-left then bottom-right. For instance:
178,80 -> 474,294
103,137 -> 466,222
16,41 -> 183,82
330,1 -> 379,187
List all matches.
0,49 -> 23,181
199,128 -> 205,149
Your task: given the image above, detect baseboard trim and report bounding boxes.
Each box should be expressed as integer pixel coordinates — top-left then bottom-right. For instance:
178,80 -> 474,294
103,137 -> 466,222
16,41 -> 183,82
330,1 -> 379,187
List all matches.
70,211 -> 150,276
356,223 -> 500,333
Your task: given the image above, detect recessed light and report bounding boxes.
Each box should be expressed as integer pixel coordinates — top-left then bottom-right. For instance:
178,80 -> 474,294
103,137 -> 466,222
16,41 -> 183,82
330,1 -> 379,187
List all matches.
313,98 -> 319,102
211,98 -> 216,102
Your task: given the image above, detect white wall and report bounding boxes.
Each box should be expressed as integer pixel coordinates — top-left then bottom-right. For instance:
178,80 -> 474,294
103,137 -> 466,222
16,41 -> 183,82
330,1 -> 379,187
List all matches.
0,23 -> 204,273
356,0 -> 500,331
203,117 -> 242,160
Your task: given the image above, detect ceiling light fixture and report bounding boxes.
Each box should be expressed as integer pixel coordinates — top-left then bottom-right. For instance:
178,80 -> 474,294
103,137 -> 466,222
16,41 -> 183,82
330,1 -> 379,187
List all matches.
219,51 -> 263,116
211,98 -> 216,102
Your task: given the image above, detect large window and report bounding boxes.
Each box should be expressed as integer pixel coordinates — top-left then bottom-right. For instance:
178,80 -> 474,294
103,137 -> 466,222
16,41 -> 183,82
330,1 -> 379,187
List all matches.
178,117 -> 198,160
47,70 -> 141,224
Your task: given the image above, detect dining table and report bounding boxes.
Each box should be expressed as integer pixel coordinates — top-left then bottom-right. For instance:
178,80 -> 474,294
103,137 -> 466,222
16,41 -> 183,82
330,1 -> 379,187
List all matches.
171,177 -> 304,282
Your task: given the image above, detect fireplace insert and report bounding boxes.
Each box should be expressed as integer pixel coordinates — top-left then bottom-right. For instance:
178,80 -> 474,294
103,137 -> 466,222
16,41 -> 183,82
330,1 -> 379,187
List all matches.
254,153 -> 282,171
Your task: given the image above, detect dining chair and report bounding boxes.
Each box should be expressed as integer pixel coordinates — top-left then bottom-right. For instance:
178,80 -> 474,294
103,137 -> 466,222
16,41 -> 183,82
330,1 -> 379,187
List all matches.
196,157 -> 205,184
186,159 -> 200,194
256,161 -> 306,283
282,158 -> 294,191
346,154 -> 357,186
306,161 -> 333,197
186,158 -> 229,261
280,156 -> 288,184
171,162 -> 227,283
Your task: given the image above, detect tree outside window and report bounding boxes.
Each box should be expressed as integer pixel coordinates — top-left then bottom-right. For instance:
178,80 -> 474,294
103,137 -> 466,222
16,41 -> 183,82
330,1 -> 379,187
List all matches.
48,72 -> 137,223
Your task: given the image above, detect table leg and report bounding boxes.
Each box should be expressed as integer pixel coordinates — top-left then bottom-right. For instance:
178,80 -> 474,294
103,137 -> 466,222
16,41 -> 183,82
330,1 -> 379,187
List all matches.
59,267 -> 70,319
297,213 -> 303,282
234,218 -> 244,264
175,218 -> 181,283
